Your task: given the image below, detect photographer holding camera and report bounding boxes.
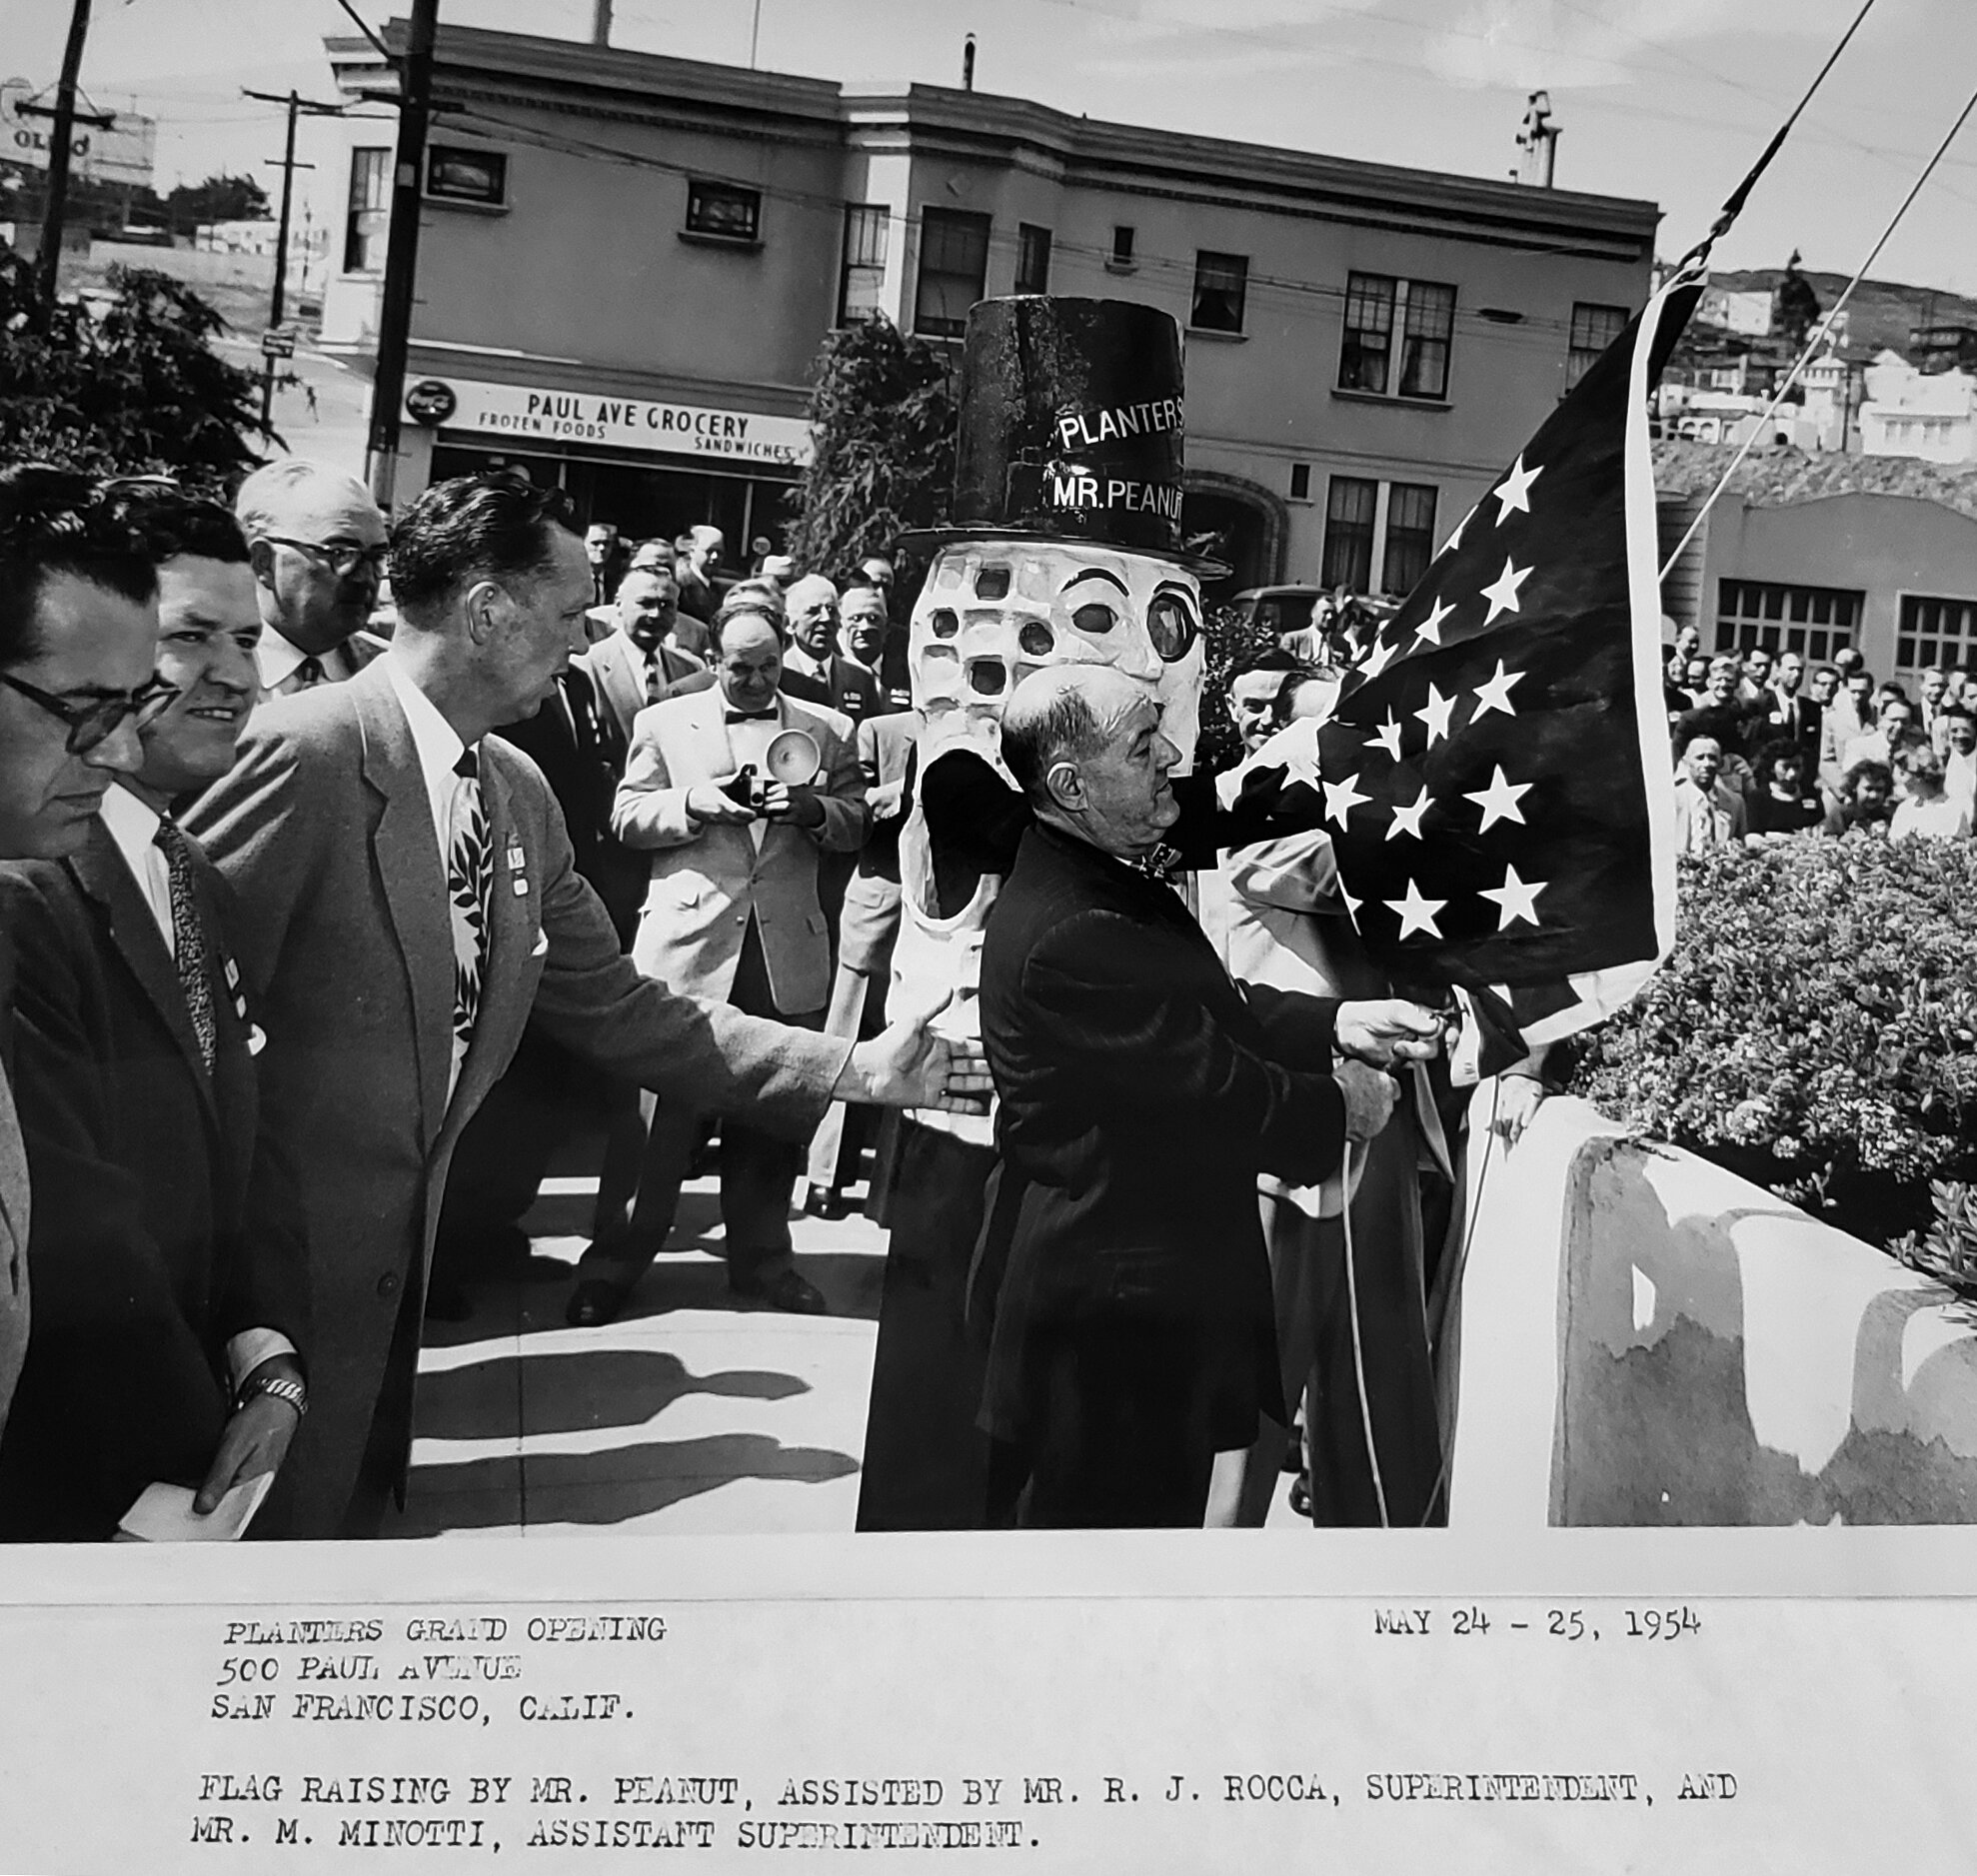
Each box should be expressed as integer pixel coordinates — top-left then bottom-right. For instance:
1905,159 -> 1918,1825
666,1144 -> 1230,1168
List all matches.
566,595 -> 870,1323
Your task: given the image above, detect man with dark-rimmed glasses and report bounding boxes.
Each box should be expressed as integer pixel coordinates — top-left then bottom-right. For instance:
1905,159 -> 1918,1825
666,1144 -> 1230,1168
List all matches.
234,458 -> 391,698
0,465 -> 169,1463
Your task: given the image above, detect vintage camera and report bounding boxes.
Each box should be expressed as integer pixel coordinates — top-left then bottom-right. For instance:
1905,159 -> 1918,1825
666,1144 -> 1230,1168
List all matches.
721,764 -> 768,813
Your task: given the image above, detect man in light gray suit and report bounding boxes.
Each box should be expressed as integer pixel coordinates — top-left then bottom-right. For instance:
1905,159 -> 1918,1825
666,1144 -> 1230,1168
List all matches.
184,474 -> 984,1538
567,598 -> 867,1323
0,468 -> 165,1453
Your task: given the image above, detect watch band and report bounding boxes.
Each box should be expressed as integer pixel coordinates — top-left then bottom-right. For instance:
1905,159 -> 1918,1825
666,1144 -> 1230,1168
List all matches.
238,1372 -> 308,1418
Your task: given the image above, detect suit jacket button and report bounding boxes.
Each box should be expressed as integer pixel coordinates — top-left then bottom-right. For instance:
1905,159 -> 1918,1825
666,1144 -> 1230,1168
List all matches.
377,1271 -> 401,1298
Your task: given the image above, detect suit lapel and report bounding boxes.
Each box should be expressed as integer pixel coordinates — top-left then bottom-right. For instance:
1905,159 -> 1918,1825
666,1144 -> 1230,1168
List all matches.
354,665 -> 454,1141
68,820 -> 220,1120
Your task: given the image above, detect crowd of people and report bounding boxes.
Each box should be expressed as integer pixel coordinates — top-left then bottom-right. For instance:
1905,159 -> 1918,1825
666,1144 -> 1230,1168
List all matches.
1662,626 -> 1977,848
0,459 -> 992,1542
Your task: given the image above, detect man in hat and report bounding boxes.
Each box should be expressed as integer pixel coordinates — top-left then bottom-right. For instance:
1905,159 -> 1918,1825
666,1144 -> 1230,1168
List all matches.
566,597 -> 868,1325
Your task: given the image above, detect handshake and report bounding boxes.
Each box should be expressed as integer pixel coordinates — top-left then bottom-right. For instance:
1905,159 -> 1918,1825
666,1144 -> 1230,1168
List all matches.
1330,997 -> 1453,1144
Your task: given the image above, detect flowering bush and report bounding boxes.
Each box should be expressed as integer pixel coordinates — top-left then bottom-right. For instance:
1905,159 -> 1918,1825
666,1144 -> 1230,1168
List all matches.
1569,833 -> 1977,1244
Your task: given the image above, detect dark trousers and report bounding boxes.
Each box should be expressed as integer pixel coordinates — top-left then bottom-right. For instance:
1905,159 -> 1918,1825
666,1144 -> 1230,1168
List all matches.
576,918 -> 821,1294
1017,1316 -> 1220,1529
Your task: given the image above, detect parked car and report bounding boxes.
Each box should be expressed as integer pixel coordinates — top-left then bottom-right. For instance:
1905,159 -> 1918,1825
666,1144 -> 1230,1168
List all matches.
1227,585 -> 1325,638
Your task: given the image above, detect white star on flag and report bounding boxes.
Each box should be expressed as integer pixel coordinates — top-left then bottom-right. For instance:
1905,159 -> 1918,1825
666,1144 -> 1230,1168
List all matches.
1360,636 -> 1397,679
1385,878 -> 1446,939
1322,771 -> 1370,828
1470,659 -> 1524,720
1479,863 -> 1547,930
1464,763 -> 1532,832
1413,683 -> 1455,746
1415,596 -> 1455,646
1441,505 -> 1476,557
1368,713 -> 1404,759
1492,454 -> 1542,523
1385,785 -> 1433,841
1480,558 -> 1532,626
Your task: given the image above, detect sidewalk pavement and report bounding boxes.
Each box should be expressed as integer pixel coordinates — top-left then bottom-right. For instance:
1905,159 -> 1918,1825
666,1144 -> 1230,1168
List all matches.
387,1172 -> 889,1538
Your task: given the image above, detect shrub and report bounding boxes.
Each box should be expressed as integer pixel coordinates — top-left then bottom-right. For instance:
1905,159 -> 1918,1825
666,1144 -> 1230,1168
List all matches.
1195,602 -> 1280,775
1569,833 -> 1977,1242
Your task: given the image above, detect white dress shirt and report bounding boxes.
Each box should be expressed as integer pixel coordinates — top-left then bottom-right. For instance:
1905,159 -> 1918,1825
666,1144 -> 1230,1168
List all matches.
782,644 -> 827,686
256,626 -> 357,696
723,695 -> 787,854
99,784 -> 295,1390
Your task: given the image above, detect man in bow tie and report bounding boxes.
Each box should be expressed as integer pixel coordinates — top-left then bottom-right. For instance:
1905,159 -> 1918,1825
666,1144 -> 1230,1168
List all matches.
567,595 -> 869,1324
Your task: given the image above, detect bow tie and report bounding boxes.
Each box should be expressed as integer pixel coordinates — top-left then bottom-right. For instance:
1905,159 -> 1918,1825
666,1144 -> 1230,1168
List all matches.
726,708 -> 779,723
1129,843 -> 1183,883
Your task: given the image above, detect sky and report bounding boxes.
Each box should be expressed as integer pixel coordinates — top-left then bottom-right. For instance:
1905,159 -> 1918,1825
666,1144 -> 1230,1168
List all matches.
11,0 -> 1977,292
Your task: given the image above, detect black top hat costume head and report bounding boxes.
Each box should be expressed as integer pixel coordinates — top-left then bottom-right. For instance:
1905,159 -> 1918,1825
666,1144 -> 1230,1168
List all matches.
904,295 -> 1228,579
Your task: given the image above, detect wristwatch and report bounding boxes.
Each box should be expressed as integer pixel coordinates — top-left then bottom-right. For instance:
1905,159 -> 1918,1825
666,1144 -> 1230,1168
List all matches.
237,1371 -> 308,1418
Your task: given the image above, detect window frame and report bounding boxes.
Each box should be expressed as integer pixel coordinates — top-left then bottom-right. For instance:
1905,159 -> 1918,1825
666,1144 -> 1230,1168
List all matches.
914,206 -> 991,340
1380,481 -> 1439,597
683,178 -> 763,245
1189,250 -> 1249,335
1321,475 -> 1380,592
1895,592 -> 1977,680
1567,301 -> 1630,390
1713,579 -> 1862,666
1337,271 -> 1455,403
1015,223 -> 1052,297
838,202 -> 891,325
343,146 -> 391,276
424,145 -> 508,208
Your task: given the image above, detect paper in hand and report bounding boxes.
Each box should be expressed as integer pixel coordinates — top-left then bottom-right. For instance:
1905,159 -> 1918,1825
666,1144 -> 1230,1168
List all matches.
115,1472 -> 273,1543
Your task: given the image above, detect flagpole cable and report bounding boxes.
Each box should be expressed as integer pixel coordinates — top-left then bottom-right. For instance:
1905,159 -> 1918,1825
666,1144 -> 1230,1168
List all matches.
1660,76 -> 1977,581
1417,1076 -> 1501,1528
1670,0 -> 1878,279
1339,1137 -> 1392,1529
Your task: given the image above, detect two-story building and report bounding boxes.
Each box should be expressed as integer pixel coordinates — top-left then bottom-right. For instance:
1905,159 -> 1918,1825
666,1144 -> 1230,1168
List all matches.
324,22 -> 1659,597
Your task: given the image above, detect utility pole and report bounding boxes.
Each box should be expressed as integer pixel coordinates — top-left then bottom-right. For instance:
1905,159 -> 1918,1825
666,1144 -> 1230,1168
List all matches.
31,0 -> 94,304
592,0 -> 613,45
365,0 -> 440,511
244,88 -> 345,431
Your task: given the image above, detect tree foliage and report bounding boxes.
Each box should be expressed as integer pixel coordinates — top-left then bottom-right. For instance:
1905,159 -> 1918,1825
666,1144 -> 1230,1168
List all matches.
163,173 -> 272,234
0,249 -> 268,494
785,316 -> 958,580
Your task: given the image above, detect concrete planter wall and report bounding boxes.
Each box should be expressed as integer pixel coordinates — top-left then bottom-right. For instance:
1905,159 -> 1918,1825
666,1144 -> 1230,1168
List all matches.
1448,1097 -> 1977,1528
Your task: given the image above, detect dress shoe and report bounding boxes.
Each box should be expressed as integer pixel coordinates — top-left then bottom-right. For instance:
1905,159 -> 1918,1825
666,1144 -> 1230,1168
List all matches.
730,1266 -> 828,1314
566,1276 -> 632,1328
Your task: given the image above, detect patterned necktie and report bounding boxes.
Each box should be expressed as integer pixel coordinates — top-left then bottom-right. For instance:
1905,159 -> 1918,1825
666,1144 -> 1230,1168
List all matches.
446,749 -> 492,1057
153,816 -> 217,1073
644,650 -> 664,706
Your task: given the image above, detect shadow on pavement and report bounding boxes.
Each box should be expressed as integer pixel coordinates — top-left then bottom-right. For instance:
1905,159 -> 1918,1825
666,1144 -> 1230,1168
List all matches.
580,1249 -> 888,1327
406,1434 -> 860,1531
415,1346 -> 811,1440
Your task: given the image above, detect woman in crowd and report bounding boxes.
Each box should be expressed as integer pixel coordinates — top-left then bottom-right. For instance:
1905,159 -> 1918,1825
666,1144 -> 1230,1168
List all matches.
1887,741 -> 1971,842
1823,757 -> 1896,838
1744,738 -> 1825,838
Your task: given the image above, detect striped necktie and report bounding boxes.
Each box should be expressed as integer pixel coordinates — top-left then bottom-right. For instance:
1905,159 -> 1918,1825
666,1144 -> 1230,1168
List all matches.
446,749 -> 492,1057
153,816 -> 217,1073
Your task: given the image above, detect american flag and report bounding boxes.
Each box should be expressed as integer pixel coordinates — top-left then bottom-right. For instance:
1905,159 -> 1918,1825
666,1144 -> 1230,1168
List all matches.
1233,276 -> 1701,1066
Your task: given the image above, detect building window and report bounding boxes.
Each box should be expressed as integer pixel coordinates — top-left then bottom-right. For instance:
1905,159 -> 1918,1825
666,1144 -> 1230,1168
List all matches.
838,203 -> 890,323
1188,250 -> 1248,335
1110,225 -> 1135,268
1382,482 -> 1439,596
915,207 -> 989,339
684,179 -> 761,243
1288,462 -> 1311,501
343,146 -> 390,275
1015,223 -> 1051,296
1321,476 -> 1379,591
1897,594 -> 1977,677
1339,272 -> 1455,401
425,146 -> 506,207
1567,302 -> 1629,389
1715,579 -> 1861,665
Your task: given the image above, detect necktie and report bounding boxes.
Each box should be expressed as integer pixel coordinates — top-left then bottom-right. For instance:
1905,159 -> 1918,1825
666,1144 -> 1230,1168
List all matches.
644,650 -> 664,706
447,749 -> 492,1059
295,655 -> 326,689
153,817 -> 217,1073
726,708 -> 778,723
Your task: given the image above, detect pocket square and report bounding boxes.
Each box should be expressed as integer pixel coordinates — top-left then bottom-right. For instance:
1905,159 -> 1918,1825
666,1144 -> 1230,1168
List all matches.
530,930 -> 549,958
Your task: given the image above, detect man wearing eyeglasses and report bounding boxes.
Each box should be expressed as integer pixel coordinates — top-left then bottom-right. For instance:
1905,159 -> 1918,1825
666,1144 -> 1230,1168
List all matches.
0,486 -> 311,1541
234,459 -> 391,698
0,468 -> 163,1466
184,472 -> 989,1539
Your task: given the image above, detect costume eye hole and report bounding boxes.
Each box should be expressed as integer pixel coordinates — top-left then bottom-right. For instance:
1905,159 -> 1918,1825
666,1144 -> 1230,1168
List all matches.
1148,592 -> 1198,664
968,661 -> 1007,696
975,565 -> 1011,600
1071,603 -> 1115,636
930,609 -> 959,639
1018,622 -> 1055,657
